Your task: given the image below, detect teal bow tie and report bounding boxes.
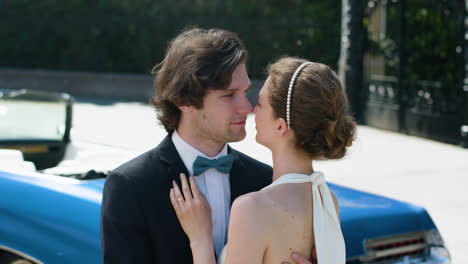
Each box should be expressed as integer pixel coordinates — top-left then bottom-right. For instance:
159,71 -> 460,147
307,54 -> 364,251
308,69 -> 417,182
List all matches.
192,153 -> 235,176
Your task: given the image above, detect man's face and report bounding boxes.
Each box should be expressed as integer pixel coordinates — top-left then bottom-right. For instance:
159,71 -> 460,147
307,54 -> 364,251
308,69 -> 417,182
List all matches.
192,63 -> 253,144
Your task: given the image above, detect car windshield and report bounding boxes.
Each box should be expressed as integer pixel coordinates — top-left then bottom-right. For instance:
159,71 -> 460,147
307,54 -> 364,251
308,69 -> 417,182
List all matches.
0,90 -> 68,141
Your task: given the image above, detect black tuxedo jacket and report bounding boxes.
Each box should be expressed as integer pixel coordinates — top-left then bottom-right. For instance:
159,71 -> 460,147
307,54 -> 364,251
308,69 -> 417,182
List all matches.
101,134 -> 272,263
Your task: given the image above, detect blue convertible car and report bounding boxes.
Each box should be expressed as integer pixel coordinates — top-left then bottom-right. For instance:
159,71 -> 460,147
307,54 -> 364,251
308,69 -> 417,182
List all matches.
0,90 -> 451,264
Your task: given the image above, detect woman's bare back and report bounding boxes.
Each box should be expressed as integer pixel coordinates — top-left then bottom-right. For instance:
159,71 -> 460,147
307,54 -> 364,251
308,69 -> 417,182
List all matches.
258,182 -> 314,264
224,172 -> 341,264
223,182 -> 315,264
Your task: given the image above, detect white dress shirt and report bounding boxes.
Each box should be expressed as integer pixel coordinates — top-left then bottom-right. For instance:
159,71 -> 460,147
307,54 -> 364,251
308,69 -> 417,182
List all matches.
172,131 -> 231,257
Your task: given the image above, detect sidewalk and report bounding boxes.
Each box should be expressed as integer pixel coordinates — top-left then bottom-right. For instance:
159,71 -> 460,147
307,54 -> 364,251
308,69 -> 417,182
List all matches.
74,101 -> 468,263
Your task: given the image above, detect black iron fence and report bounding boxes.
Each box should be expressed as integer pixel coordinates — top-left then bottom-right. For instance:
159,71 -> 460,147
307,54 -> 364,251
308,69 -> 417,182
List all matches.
363,75 -> 464,144
347,0 -> 467,147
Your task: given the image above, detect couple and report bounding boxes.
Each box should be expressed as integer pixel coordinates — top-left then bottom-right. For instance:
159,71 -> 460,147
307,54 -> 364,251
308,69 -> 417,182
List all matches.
101,27 -> 355,264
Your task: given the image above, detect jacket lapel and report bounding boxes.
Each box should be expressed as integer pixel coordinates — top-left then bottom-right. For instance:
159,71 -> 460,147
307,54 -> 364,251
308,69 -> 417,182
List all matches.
155,134 -> 193,260
158,134 -> 190,186
228,146 -> 248,206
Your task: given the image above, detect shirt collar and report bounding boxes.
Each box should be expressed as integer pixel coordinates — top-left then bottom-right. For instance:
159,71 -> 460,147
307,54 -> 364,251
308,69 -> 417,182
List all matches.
172,130 -> 228,176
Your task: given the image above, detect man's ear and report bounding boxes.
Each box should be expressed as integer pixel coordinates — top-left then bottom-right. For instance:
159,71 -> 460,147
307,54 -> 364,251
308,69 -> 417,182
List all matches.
276,118 -> 289,136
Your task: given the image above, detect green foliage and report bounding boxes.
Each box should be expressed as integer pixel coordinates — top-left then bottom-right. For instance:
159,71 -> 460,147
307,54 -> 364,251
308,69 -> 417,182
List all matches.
0,0 -> 341,77
404,1 -> 463,85
366,0 -> 464,85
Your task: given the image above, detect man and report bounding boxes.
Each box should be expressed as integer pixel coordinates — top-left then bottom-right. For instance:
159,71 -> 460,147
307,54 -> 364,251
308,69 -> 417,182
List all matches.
101,28 -> 313,264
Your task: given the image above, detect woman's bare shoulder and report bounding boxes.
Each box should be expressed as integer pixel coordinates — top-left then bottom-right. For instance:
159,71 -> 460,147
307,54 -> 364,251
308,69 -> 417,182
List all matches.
231,191 -> 272,216
230,191 -> 278,230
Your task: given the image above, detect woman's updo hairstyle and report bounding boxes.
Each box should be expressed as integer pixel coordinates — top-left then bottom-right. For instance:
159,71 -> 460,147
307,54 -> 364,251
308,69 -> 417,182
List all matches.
267,57 -> 356,160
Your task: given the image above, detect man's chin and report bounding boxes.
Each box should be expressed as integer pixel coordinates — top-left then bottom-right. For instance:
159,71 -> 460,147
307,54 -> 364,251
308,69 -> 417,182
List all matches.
226,131 -> 246,143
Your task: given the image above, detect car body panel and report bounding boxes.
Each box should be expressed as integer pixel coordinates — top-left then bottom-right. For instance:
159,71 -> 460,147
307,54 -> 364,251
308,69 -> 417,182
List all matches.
330,183 -> 436,258
0,170 -> 102,264
1,168 -> 437,263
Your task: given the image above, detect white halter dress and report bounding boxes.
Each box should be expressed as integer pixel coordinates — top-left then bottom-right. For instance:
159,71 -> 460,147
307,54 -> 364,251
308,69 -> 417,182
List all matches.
217,171 -> 346,264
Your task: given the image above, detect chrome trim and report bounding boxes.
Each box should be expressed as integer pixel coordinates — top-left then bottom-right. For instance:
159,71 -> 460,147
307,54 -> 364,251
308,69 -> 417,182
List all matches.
373,244 -> 426,258
345,230 -> 451,263
359,231 -> 430,263
365,231 -> 427,248
0,245 -> 44,264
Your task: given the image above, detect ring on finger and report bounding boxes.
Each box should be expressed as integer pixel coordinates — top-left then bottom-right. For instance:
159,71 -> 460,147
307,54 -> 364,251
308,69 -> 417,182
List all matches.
177,198 -> 184,202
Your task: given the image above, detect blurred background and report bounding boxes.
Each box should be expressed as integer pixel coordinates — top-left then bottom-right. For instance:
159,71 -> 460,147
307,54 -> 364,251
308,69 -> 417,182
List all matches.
0,0 -> 340,77
0,0 -> 467,147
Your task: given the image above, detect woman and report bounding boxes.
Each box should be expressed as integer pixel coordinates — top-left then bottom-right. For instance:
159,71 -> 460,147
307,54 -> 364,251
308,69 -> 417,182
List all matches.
169,57 -> 356,264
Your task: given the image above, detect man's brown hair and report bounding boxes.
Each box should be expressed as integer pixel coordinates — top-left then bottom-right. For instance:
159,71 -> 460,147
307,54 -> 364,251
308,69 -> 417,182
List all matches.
267,57 -> 356,160
151,28 -> 247,133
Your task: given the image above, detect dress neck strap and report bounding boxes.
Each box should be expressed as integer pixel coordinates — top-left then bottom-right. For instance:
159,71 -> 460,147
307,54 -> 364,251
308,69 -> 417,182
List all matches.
262,171 -> 324,190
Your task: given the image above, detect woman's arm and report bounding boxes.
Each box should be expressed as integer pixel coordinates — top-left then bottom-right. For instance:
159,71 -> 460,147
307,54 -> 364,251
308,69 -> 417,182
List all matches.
169,173 -> 216,264
189,238 -> 216,264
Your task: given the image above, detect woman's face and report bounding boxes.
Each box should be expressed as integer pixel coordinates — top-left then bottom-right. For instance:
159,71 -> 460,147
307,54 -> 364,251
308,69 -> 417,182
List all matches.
254,77 -> 278,148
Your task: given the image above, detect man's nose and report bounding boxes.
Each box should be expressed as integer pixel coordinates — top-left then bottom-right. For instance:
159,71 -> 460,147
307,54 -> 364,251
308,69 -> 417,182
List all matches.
238,94 -> 253,115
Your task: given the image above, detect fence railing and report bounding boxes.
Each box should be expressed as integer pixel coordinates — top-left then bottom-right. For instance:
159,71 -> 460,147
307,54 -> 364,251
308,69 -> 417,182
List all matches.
363,75 -> 465,145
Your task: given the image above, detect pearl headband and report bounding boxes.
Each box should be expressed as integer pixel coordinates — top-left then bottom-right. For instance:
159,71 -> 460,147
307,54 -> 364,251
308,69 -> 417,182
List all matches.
286,61 -> 313,127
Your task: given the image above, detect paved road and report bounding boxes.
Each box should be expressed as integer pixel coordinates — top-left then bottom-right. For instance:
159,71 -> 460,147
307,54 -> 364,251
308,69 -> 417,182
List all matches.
73,101 -> 468,264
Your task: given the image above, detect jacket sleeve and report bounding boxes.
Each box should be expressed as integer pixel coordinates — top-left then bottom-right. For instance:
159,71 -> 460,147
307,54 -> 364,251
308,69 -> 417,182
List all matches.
101,169 -> 154,263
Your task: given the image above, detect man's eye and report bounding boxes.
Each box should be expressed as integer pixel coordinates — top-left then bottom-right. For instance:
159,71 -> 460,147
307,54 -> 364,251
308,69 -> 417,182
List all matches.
224,93 -> 235,97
